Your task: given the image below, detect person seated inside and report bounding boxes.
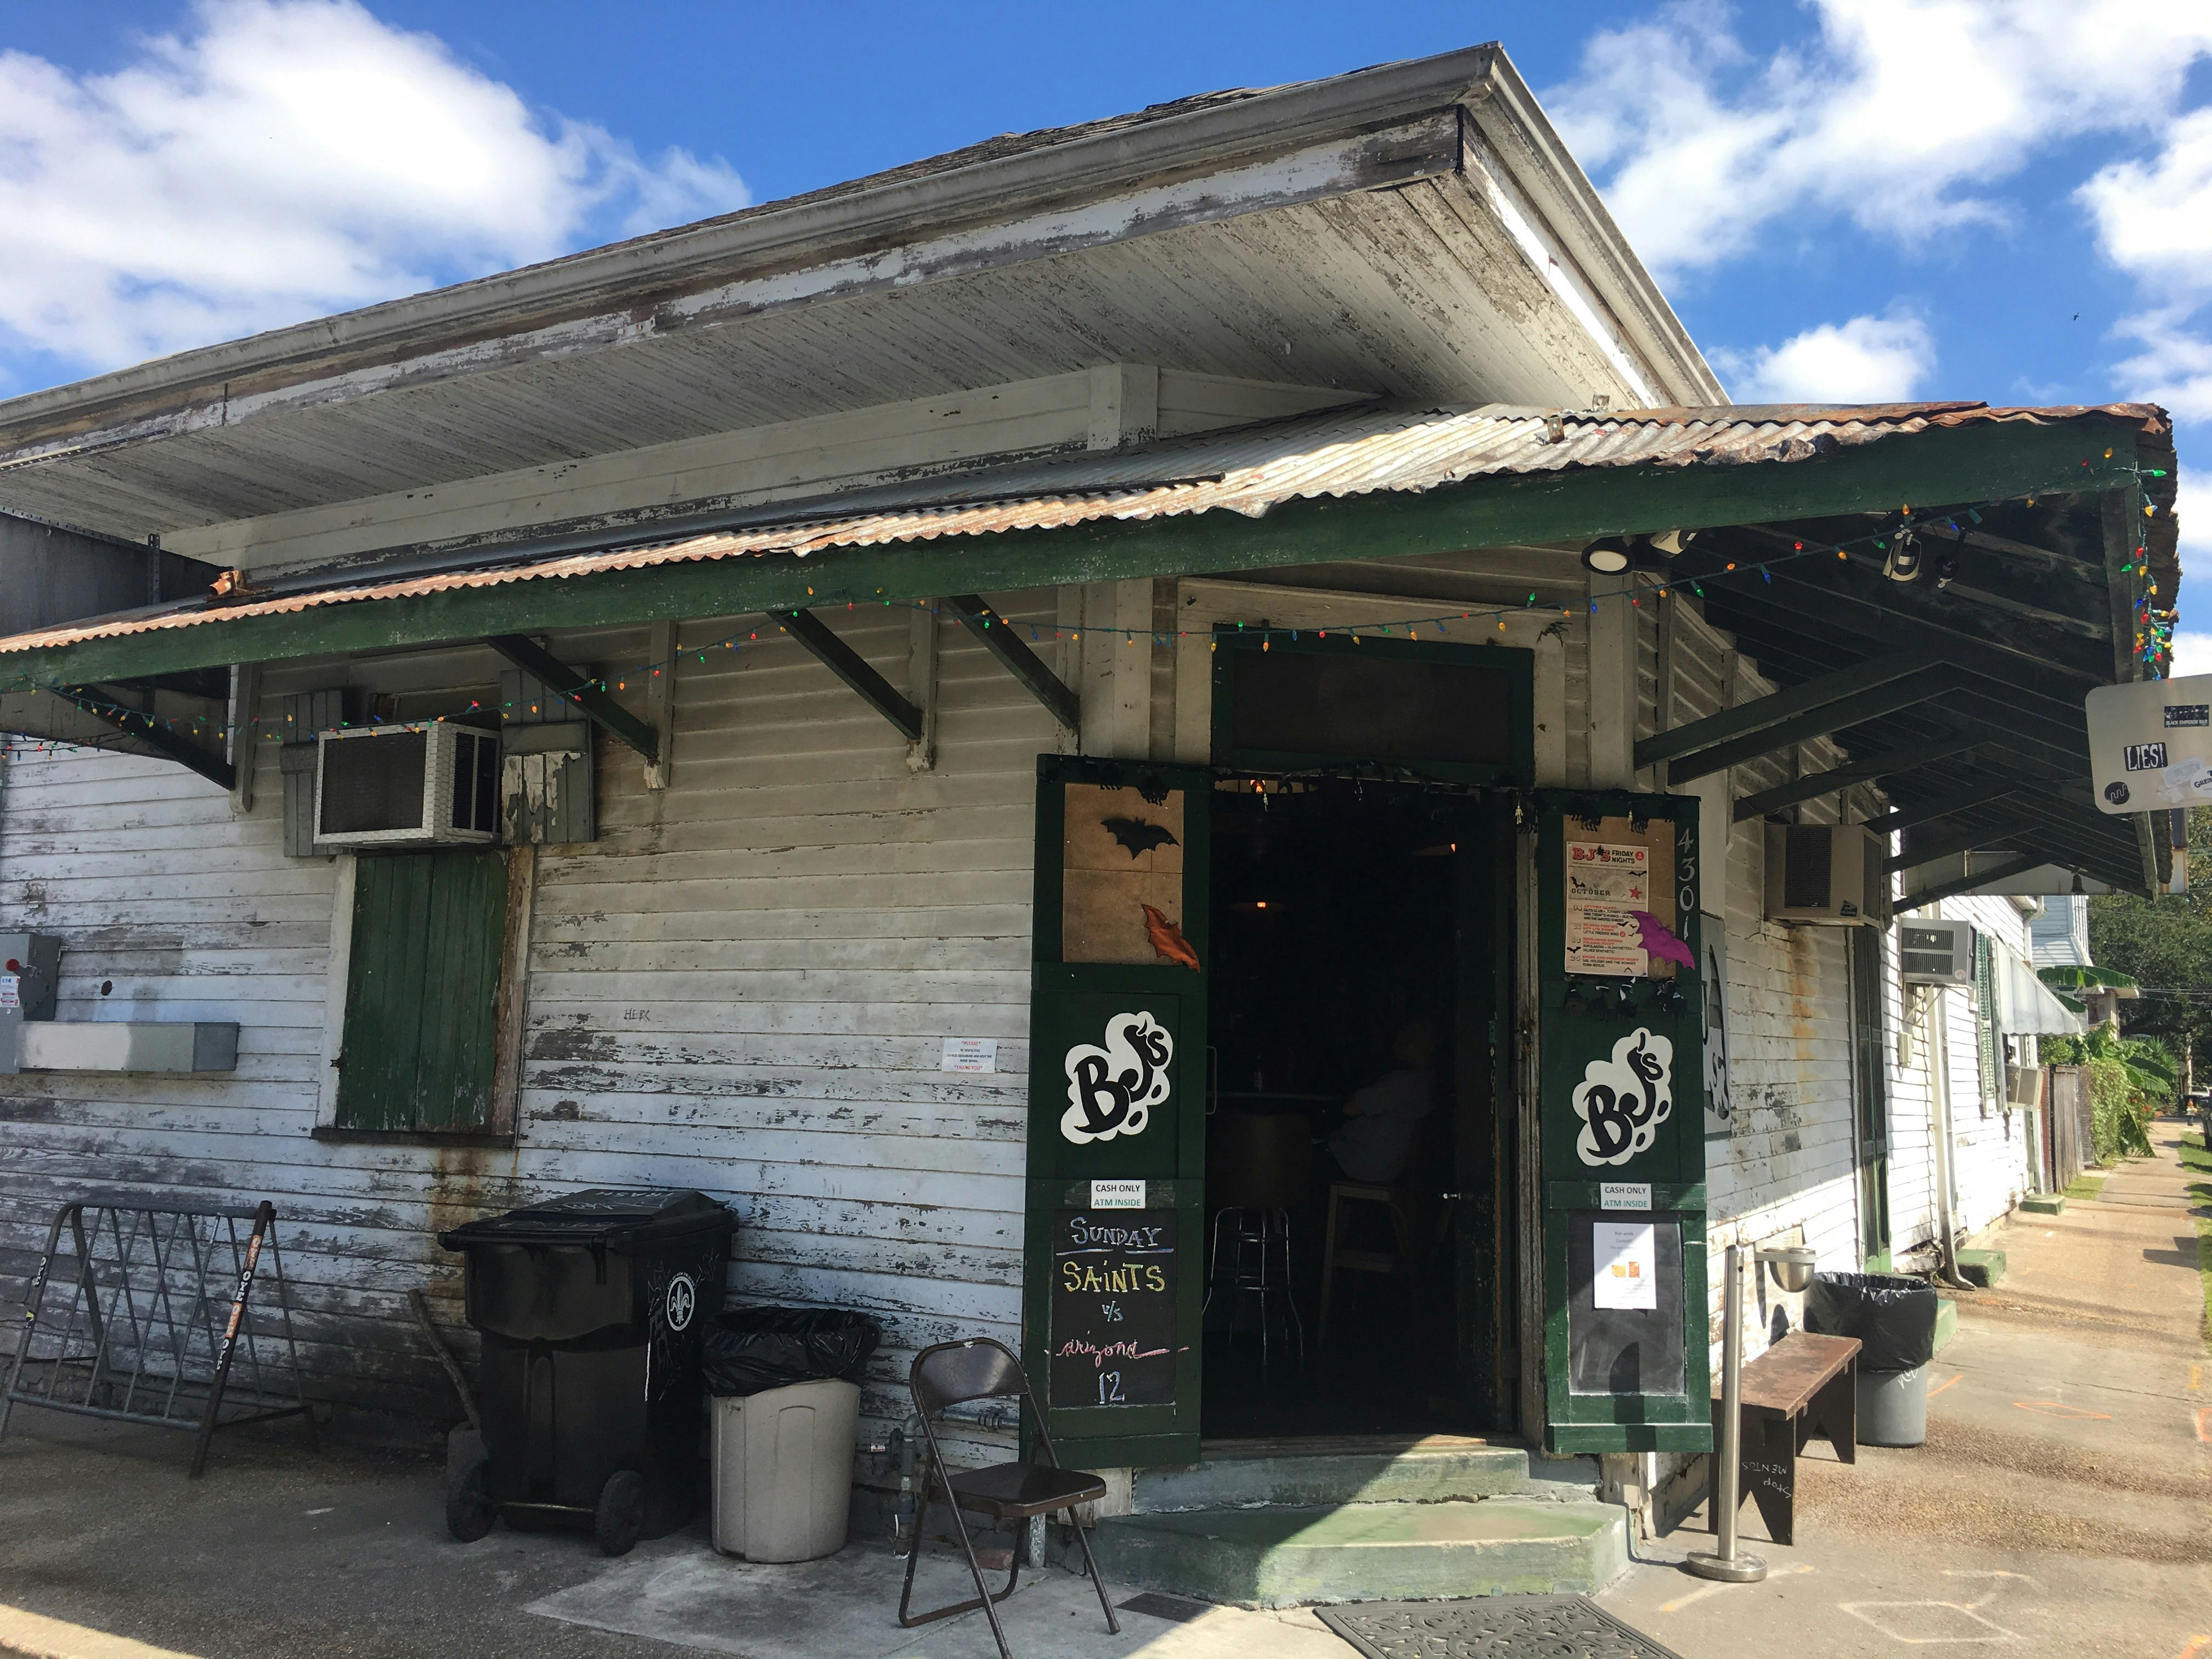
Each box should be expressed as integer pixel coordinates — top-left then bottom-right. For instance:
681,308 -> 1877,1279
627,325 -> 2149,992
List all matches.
1325,1018 -> 1439,1186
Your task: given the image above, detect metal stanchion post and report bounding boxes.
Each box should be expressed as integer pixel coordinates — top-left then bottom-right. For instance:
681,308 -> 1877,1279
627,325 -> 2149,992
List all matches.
1686,1243 -> 1767,1583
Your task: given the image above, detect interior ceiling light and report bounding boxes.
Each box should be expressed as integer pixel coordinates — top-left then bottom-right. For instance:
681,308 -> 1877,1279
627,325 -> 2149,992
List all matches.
1582,533 -> 1678,574
1581,535 -> 1634,574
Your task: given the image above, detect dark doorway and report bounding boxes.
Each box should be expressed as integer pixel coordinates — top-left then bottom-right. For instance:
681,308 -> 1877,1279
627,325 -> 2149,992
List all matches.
1200,778 -> 1513,1438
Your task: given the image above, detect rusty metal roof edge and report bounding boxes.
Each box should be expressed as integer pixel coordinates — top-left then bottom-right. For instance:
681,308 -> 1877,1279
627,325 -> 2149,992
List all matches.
0,399 -> 2174,662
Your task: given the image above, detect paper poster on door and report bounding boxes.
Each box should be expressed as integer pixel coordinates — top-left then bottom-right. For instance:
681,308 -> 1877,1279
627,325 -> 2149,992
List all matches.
1564,842 -> 1650,977
1592,1220 -> 1658,1311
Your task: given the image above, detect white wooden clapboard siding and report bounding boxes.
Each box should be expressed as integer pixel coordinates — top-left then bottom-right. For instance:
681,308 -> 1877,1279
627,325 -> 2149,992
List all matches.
0,594 -> 1063,1457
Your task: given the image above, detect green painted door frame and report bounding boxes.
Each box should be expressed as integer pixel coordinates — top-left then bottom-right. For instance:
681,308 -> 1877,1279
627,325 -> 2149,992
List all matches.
1532,790 -> 1714,1457
1025,753 -> 1211,1469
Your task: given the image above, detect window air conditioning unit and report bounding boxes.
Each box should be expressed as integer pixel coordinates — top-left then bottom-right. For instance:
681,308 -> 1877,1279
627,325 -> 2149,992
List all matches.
1899,918 -> 1974,985
1763,822 -> 1878,924
2004,1064 -> 2043,1111
314,723 -> 501,850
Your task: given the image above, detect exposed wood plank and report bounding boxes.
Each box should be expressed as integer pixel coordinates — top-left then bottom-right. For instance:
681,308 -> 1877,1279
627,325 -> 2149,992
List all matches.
1635,647 -> 1943,769
486,634 -> 659,763
644,619 -> 676,789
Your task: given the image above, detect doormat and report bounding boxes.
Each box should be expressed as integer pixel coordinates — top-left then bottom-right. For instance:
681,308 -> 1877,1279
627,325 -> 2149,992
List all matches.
1315,1595 -> 1684,1659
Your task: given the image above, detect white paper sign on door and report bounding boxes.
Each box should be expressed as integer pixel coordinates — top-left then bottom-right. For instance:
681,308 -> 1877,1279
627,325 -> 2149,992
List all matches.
1592,1220 -> 1658,1311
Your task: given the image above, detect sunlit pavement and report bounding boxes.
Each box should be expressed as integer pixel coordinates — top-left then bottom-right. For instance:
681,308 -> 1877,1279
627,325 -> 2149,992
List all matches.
1601,1121 -> 2212,1659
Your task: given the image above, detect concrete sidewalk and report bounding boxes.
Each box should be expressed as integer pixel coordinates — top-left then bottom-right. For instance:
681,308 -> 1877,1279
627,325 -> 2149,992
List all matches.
3,1132 -> 2206,1659
1601,1120 -> 2212,1659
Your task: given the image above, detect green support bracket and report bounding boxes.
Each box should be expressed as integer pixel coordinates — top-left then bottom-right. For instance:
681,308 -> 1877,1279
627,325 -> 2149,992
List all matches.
1665,668 -> 1960,784
943,595 -> 1079,731
1635,646 -> 1944,771
485,634 -> 659,763
54,685 -> 235,791
775,609 -> 923,742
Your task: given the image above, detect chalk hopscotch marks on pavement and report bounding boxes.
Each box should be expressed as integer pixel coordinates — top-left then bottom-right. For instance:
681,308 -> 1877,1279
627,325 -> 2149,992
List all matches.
1838,1570 -> 2034,1646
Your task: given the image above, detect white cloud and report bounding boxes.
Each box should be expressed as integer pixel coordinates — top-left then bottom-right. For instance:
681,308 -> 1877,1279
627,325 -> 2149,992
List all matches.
1712,312 -> 1933,403
0,0 -> 748,381
2083,109 -> 2212,425
2170,629 -> 2212,678
1548,1 -> 2212,278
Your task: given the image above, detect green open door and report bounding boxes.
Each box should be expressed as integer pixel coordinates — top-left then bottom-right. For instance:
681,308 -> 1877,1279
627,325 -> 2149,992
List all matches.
1024,754 -> 1211,1468
1532,790 -> 1714,1455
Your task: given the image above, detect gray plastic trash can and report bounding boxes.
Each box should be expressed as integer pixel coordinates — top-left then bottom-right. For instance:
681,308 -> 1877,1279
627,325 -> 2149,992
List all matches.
1858,1362 -> 1929,1447
710,1378 -> 860,1562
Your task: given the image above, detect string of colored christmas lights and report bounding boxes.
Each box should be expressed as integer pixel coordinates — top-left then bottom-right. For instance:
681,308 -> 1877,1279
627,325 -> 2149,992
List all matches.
1,453 -> 2180,754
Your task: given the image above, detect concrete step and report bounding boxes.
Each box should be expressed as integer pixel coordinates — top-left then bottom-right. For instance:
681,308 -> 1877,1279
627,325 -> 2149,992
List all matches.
1956,1247 -> 2008,1288
1091,1498 -> 1629,1609
2018,1193 -> 2065,1215
1133,1437 -> 1581,1513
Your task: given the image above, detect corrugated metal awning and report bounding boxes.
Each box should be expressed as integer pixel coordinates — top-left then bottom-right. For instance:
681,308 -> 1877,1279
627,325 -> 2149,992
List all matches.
0,399 -> 2175,663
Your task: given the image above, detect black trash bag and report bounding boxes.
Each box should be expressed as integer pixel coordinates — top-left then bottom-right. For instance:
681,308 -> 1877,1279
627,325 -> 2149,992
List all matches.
702,1306 -> 883,1397
1804,1272 -> 1940,1372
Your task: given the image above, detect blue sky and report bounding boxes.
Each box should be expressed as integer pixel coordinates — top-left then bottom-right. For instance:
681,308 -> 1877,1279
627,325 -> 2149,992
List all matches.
2,1 -> 2207,634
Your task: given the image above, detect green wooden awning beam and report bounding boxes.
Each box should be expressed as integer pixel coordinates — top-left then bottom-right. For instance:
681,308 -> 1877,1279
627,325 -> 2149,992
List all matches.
775,608 -> 924,741
943,594 -> 1079,731
1636,647 -> 1944,770
1657,661 -> 1958,782
1859,781 -> 2021,837
0,419 -> 2142,690
1733,733 -> 1979,822
1888,817 -> 2042,873
52,684 -> 235,791
1897,854 -> 2046,912
485,634 -> 659,763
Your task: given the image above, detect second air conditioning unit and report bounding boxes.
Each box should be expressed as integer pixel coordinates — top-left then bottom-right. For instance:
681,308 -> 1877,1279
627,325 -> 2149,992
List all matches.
314,722 -> 501,850
1899,918 -> 1975,985
1763,821 -> 1881,924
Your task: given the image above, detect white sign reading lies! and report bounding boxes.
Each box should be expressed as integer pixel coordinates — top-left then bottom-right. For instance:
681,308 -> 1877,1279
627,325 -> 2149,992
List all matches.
2086,674 -> 2212,813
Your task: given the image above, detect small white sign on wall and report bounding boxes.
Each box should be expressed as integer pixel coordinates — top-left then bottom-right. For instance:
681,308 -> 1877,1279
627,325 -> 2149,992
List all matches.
0,975 -> 17,1011
1592,1220 -> 1659,1311
1600,1183 -> 1651,1211
1089,1180 -> 1146,1209
940,1037 -> 998,1073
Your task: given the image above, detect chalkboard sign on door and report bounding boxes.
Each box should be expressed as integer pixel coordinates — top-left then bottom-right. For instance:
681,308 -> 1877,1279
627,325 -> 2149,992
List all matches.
1048,1209 -> 1179,1409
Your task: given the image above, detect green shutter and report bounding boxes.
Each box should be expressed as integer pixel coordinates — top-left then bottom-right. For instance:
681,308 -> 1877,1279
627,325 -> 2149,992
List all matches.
336,849 -> 509,1131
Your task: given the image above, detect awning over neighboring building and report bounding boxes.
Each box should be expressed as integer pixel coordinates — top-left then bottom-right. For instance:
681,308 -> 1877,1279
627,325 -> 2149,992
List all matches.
1993,942 -> 2087,1039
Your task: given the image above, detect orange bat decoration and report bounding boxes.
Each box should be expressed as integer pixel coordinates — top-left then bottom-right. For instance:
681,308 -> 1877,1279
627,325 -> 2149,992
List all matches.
1141,904 -> 1201,971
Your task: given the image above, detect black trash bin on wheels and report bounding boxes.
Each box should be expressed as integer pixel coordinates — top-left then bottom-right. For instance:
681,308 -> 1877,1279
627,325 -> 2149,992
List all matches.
437,1189 -> 735,1554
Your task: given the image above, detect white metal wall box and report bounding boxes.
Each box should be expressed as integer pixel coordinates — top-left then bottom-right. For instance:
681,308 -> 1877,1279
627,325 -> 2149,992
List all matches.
0,932 -> 61,1076
17,1022 -> 240,1073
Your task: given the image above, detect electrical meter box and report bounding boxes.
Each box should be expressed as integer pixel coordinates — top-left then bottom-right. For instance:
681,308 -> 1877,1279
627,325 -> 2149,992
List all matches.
0,933 -> 62,1074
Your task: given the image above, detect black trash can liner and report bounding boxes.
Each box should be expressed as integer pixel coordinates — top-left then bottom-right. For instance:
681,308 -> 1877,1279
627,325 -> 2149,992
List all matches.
703,1306 -> 883,1397
1804,1271 -> 1940,1372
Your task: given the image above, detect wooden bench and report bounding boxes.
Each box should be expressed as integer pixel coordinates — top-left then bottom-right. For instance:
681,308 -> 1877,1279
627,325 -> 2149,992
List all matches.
1707,1329 -> 1860,1547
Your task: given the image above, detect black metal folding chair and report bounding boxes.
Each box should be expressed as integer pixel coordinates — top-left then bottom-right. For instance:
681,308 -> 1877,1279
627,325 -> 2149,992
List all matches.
896,1336 -> 1119,1659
